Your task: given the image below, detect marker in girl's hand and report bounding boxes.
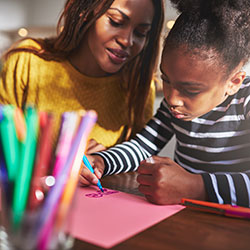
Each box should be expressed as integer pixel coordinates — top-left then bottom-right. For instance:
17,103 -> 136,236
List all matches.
82,155 -> 104,192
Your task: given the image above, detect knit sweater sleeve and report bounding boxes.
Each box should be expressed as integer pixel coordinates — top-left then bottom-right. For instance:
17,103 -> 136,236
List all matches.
0,39 -> 40,107
0,51 -> 29,107
94,99 -> 174,175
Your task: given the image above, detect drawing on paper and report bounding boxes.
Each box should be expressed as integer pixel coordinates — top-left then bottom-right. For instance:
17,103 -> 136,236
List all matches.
85,188 -> 119,198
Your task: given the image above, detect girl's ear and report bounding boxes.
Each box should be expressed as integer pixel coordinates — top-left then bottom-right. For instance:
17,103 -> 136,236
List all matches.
226,71 -> 246,96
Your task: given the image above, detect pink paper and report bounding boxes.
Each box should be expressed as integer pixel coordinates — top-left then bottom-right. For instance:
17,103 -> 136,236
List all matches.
67,186 -> 184,248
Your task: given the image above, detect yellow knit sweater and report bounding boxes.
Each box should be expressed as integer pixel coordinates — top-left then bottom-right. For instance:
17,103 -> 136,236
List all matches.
0,39 -> 155,148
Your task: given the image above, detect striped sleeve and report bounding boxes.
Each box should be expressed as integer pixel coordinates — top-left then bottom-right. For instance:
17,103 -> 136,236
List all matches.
243,77 -> 250,119
202,80 -> 250,207
202,172 -> 250,207
94,99 -> 174,176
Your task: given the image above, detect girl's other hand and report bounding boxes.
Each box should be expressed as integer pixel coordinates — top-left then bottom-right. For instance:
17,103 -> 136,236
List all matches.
137,156 -> 207,205
79,155 -> 105,186
86,139 -> 106,154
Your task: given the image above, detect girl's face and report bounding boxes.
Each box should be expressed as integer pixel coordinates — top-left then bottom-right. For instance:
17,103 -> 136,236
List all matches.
161,47 -> 244,121
80,0 -> 154,76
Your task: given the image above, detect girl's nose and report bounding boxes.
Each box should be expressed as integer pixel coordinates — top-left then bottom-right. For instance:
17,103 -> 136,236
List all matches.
165,88 -> 184,107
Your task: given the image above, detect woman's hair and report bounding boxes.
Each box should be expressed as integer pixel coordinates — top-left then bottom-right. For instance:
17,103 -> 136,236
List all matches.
3,0 -> 165,139
165,0 -> 250,76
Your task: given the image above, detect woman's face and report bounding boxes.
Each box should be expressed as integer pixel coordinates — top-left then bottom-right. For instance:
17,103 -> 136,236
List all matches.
161,46 -> 244,121
79,0 -> 154,76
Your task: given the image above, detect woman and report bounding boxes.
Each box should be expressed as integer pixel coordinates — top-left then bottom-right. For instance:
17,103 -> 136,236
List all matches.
0,0 -> 164,150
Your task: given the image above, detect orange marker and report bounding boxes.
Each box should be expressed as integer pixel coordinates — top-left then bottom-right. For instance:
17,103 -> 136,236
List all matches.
181,198 -> 250,219
14,107 -> 27,142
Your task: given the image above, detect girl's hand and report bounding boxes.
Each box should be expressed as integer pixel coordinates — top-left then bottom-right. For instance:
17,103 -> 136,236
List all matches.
86,139 -> 106,154
137,156 -> 207,205
79,155 -> 105,186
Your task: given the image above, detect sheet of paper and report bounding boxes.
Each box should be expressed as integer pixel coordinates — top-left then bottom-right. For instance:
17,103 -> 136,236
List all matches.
67,186 -> 184,248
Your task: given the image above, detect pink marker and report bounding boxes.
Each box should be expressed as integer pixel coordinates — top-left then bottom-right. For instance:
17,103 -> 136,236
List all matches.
52,112 -> 78,178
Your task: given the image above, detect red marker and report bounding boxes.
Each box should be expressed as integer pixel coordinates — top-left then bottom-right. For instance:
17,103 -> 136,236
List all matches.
28,111 -> 54,210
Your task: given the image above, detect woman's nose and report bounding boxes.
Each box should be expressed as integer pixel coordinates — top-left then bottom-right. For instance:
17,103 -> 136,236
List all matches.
117,28 -> 133,48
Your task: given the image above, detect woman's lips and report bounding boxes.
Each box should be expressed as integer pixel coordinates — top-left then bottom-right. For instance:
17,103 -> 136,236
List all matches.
106,48 -> 129,64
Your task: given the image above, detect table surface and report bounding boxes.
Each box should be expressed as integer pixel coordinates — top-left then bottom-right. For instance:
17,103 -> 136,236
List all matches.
73,172 -> 250,250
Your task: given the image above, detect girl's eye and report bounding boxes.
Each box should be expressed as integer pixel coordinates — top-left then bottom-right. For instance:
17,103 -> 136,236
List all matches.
160,74 -> 170,84
161,77 -> 170,85
109,17 -> 122,27
183,90 -> 201,97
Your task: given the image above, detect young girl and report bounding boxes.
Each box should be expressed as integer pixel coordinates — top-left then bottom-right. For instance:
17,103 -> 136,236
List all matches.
0,0 -> 164,150
81,0 -> 250,207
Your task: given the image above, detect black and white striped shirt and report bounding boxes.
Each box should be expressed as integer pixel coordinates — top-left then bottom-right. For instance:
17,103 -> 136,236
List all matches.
96,77 -> 250,207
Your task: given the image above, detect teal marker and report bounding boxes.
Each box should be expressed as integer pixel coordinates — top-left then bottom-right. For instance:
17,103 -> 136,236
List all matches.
12,106 -> 39,227
0,105 -> 19,182
82,155 -> 104,192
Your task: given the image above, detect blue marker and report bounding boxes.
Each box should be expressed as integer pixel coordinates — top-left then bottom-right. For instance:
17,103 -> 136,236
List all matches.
82,155 -> 104,192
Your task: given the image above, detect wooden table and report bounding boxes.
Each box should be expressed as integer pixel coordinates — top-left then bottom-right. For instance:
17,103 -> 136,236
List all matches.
73,172 -> 250,250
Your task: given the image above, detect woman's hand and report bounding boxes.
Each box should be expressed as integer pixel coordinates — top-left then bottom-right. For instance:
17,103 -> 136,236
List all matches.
137,156 -> 207,205
79,154 -> 105,186
86,139 -> 106,154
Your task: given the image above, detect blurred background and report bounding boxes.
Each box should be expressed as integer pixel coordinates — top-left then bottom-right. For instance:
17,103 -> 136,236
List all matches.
0,0 -> 64,56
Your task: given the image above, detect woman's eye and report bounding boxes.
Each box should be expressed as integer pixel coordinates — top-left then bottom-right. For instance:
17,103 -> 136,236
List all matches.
135,30 -> 147,38
109,18 -> 122,27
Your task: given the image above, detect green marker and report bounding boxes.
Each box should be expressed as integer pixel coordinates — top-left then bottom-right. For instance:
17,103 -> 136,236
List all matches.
0,105 -> 19,182
12,106 -> 39,227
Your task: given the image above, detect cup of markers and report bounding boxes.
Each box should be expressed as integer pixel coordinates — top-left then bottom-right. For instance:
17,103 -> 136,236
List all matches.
0,105 -> 97,250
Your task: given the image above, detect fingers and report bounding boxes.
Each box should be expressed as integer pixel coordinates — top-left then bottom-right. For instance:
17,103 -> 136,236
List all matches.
91,155 -> 105,176
79,162 -> 99,186
137,171 -> 155,198
86,139 -> 106,154
145,195 -> 158,205
138,184 -> 152,195
79,155 -> 105,187
87,144 -> 106,154
136,173 -> 153,185
138,184 -> 164,205
94,167 -> 102,179
79,174 -> 92,186
138,156 -> 175,175
87,139 -> 98,149
137,162 -> 154,174
138,183 -> 170,205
